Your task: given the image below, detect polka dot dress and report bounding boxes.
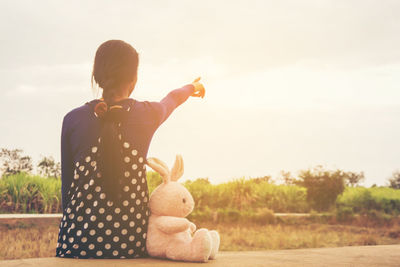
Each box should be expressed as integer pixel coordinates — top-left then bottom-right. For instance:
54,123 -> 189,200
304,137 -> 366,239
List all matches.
56,110 -> 150,259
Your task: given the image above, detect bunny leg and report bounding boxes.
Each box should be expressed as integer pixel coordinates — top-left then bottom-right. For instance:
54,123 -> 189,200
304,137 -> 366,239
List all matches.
208,230 -> 220,260
165,228 -> 212,262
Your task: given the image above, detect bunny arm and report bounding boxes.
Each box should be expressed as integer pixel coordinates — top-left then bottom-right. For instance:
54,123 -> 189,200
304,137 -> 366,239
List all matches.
154,216 -> 191,234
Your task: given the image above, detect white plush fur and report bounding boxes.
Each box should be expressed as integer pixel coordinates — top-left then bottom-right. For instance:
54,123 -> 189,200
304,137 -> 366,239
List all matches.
146,155 -> 220,262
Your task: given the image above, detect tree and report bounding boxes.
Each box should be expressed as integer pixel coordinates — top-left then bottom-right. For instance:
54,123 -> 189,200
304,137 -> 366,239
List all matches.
388,171 -> 400,189
252,175 -> 272,184
279,170 -> 295,185
297,165 -> 346,211
344,171 -> 365,187
0,148 -> 33,176
37,156 -> 61,178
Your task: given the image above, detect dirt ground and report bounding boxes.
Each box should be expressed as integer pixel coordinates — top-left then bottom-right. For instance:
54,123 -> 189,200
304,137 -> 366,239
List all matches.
2,245 -> 400,267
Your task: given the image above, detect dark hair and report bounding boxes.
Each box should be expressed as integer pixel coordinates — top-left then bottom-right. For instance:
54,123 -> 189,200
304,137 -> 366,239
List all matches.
91,40 -> 139,202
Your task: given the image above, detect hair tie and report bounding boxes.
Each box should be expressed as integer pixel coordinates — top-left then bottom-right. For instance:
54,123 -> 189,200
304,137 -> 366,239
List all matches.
94,101 -> 108,118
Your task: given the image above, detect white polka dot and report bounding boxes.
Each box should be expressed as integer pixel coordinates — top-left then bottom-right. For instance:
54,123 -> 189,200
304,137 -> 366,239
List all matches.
113,250 -> 119,256
123,142 -> 130,148
89,179 -> 94,186
121,243 -> 127,249
106,215 -> 112,221
124,171 -> 130,177
84,184 -> 89,190
73,244 -> 79,249
131,150 -> 138,156
128,249 -> 134,255
93,200 -> 98,207
71,199 -> 76,205
69,213 -> 75,219
122,215 -> 128,221
138,171 -> 142,177
87,194 -> 93,200
136,227 -> 142,233
77,216 -> 83,222
100,193 -> 106,199
99,208 -> 105,214
131,179 -> 137,185
66,250 -> 71,254
97,173 -> 102,178
124,157 -> 131,163
105,229 -> 112,235
118,134 -> 122,140
92,146 -> 98,153
91,161 -> 96,167
77,192 -> 82,198
70,223 -> 76,229
85,156 -> 91,162
114,222 -> 120,228
84,170 -> 89,176
95,186 -> 101,192
129,235 -> 135,241
142,192 -> 146,197
143,233 -> 147,239
80,251 -> 87,256
130,192 -> 136,199
129,221 -> 135,227
76,162 -> 80,167
136,199 -> 141,205
85,208 -> 91,214
132,164 -> 137,170
79,166 -> 84,171
66,208 -> 71,213
97,236 -> 103,242
96,251 -> 103,256
76,230 -> 82,236
90,215 -> 96,221
88,244 -> 95,250
89,229 -> 96,236
105,243 -> 111,249
136,241 -> 141,247
137,185 -> 141,191
98,222 -> 104,228
136,213 -> 142,219
123,200 -> 129,206
113,236 -> 120,242
142,178 -> 145,183
62,243 -> 67,249
107,201 -> 113,207
121,229 -> 128,235
138,157 -> 143,163
83,223 -> 88,229
81,237 -> 87,243
130,207 -> 135,213
123,186 -> 129,192
69,237 -> 74,243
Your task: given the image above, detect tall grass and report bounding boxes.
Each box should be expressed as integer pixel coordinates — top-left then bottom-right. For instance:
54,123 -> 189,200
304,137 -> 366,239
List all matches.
0,173 -> 61,213
1,172 -> 400,217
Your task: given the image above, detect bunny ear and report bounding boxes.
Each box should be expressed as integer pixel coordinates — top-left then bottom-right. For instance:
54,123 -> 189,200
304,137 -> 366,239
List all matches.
146,157 -> 170,183
170,154 -> 184,181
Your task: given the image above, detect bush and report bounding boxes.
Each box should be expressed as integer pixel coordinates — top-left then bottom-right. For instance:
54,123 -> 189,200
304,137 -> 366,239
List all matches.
297,166 -> 346,211
336,206 -> 355,222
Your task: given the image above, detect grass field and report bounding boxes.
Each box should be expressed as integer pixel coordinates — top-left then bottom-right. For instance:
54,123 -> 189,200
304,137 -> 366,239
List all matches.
1,218 -> 400,260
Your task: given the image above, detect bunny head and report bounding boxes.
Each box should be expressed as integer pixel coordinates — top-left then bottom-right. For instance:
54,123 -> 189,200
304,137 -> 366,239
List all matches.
146,155 -> 194,218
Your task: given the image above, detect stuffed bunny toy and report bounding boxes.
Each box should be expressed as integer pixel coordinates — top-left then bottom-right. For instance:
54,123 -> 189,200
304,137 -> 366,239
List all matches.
145,155 -> 220,262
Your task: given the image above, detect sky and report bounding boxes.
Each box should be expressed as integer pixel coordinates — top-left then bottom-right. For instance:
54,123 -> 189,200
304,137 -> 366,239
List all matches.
0,0 -> 399,186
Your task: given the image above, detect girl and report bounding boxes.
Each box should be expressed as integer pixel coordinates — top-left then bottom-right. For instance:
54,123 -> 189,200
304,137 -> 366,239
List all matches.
56,40 -> 205,259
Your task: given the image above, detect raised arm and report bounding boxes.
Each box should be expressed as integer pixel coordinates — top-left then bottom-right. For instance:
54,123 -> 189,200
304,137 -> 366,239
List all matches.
151,84 -> 195,127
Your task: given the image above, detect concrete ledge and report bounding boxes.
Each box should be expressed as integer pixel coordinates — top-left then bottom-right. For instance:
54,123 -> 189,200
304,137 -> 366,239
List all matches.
2,245 -> 400,267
